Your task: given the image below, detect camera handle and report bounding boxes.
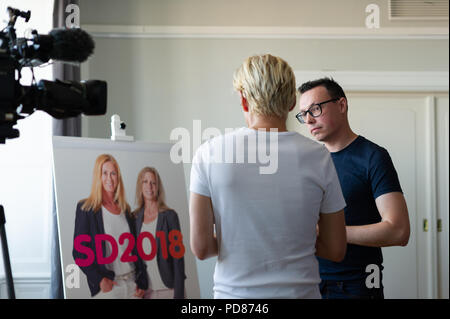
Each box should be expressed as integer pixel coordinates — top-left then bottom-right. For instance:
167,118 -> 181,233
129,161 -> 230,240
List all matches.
0,205 -> 15,299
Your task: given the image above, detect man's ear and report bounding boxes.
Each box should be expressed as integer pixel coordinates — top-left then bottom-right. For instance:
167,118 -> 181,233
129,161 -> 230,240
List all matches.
339,97 -> 348,113
240,92 -> 249,112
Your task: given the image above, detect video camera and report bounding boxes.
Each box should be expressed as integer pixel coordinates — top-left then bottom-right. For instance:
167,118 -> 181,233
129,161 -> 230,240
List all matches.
0,7 -> 107,143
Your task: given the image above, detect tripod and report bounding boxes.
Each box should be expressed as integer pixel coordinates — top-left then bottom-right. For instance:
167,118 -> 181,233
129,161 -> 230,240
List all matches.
0,205 -> 15,299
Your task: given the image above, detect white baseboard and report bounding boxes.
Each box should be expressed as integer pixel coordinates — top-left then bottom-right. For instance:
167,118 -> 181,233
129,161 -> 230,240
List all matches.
0,275 -> 51,299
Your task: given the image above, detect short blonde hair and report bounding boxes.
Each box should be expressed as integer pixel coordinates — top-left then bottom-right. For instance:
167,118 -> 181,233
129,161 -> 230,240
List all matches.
233,54 -> 296,118
81,154 -> 130,214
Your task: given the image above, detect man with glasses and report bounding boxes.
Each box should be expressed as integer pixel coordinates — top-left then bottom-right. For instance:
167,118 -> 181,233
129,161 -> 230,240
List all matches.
297,78 -> 410,299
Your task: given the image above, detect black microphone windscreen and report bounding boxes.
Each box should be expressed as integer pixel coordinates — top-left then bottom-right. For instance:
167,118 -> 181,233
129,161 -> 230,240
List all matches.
49,28 -> 95,63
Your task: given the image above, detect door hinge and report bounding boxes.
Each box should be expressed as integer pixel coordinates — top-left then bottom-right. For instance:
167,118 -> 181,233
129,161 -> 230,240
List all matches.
437,219 -> 442,233
423,219 -> 429,232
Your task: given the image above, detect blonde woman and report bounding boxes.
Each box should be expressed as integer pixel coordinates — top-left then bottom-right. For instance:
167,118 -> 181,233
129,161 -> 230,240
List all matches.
72,154 -> 148,298
133,167 -> 186,299
190,54 -> 347,298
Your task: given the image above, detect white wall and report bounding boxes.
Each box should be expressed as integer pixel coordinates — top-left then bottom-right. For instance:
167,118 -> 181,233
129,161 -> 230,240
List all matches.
79,0 -> 449,28
78,0 -> 449,299
81,37 -> 449,141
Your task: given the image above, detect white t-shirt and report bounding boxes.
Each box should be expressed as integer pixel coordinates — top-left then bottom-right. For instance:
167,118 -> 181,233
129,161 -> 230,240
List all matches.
141,220 -> 167,290
102,206 -> 135,276
190,127 -> 346,299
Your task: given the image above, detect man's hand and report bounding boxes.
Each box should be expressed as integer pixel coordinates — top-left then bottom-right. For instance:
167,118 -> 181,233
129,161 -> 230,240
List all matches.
346,192 -> 410,247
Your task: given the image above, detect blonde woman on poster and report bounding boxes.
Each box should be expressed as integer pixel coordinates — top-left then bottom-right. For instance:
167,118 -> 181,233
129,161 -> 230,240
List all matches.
133,167 -> 186,299
72,154 -> 148,298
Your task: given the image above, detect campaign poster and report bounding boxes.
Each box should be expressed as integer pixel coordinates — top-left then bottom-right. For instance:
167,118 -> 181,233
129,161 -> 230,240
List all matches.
52,136 -> 200,299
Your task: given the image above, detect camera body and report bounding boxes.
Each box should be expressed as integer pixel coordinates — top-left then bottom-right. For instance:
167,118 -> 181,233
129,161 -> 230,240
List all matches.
0,7 -> 107,143
0,50 -> 25,141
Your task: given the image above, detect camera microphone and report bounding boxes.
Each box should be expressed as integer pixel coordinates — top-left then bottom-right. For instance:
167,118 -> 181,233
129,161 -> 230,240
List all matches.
47,28 -> 95,63
1,7 -> 107,143
18,28 -> 95,66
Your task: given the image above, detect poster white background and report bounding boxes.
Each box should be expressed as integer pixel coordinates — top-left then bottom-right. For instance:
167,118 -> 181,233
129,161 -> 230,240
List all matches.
52,136 -> 200,299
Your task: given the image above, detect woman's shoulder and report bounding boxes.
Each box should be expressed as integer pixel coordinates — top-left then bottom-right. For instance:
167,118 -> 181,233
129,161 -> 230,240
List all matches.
76,199 -> 99,214
76,199 -> 87,210
75,199 -> 96,221
159,208 -> 179,219
161,209 -> 182,228
131,206 -> 144,219
160,208 -> 176,214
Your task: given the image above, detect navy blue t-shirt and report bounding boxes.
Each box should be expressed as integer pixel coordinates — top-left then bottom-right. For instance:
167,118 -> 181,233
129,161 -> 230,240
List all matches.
317,135 -> 403,281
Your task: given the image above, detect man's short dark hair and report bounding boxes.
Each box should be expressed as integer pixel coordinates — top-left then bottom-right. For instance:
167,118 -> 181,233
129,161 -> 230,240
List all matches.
298,77 -> 347,100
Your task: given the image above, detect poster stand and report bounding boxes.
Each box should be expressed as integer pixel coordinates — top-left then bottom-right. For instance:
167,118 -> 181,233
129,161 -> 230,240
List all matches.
0,205 -> 15,299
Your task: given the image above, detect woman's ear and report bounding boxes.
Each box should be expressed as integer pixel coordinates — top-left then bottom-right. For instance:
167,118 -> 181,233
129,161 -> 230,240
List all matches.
289,100 -> 296,112
240,91 -> 249,112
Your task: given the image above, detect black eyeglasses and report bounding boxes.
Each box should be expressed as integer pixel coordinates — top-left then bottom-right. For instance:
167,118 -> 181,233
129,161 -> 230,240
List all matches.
295,98 -> 340,124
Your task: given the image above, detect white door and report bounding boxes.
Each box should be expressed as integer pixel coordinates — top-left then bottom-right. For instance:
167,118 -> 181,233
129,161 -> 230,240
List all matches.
436,96 -> 449,299
289,92 -> 446,298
